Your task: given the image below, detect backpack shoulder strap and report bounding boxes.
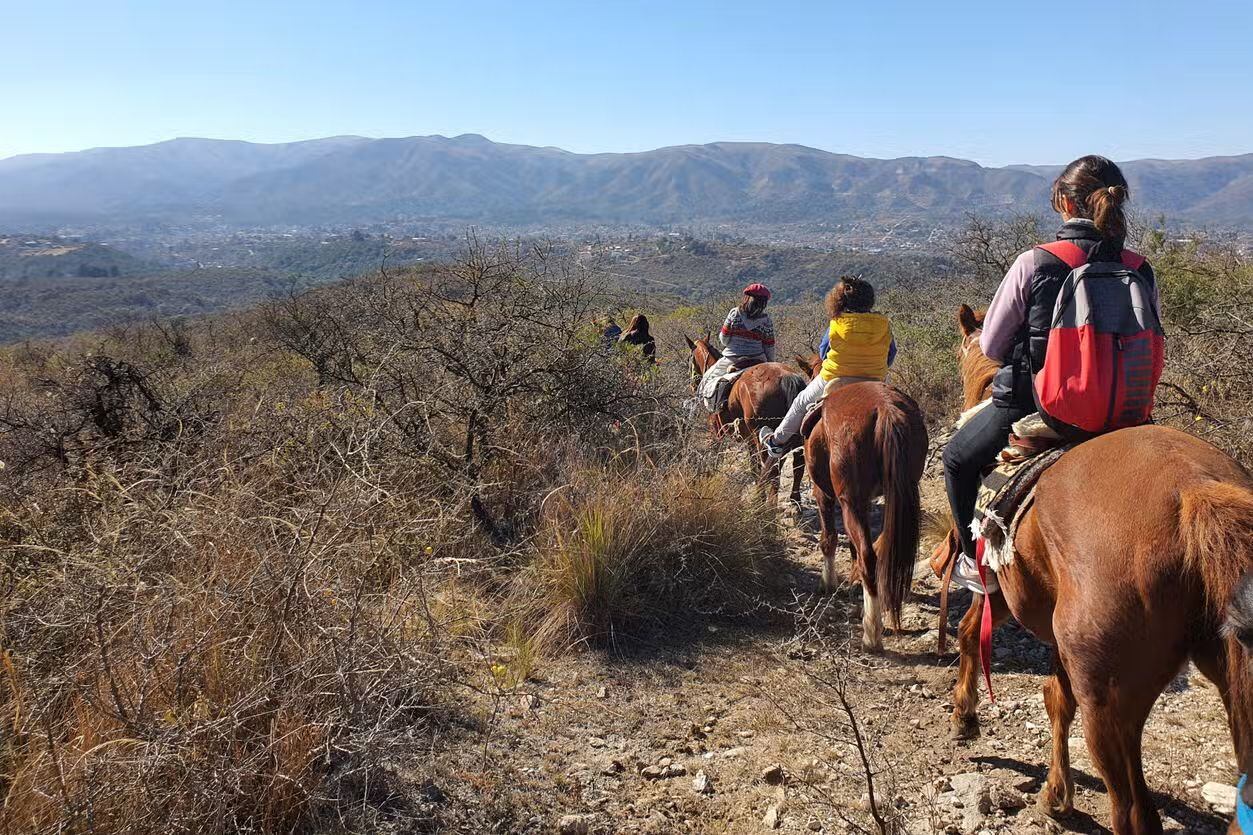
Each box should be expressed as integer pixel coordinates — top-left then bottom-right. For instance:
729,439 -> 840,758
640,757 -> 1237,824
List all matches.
1120,249 -> 1146,271
1035,240 -> 1089,270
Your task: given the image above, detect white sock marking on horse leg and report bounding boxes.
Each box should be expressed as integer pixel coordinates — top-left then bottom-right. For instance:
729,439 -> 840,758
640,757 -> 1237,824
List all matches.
862,585 -> 883,651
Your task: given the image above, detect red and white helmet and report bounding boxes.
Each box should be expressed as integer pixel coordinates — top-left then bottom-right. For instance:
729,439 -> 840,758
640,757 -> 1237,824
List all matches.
742,283 -> 771,300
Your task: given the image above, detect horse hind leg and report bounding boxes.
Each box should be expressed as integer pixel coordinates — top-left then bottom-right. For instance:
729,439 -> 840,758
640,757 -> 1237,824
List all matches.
1065,630 -> 1184,835
788,449 -> 805,509
815,489 -> 841,595
1075,693 -> 1162,835
841,500 -> 881,652
1040,652 -> 1077,817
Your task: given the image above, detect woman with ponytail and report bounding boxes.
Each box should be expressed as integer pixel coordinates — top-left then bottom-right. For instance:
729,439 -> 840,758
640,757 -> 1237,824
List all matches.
941,155 -> 1159,591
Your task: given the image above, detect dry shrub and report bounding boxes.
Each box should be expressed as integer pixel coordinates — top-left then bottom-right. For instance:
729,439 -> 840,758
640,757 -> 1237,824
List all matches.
0,414 -> 455,834
1145,232 -> 1253,466
514,462 -> 784,653
0,242 -> 694,833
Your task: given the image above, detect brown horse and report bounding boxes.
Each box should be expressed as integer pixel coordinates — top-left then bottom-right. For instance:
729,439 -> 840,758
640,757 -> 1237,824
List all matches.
948,303 -> 1253,835
799,357 -> 928,651
686,336 -> 807,506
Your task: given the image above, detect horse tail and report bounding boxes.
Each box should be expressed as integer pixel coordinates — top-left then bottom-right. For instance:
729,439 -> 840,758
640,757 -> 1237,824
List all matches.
779,372 -> 807,404
1180,480 -> 1253,622
1181,480 -> 1253,768
873,397 -> 924,626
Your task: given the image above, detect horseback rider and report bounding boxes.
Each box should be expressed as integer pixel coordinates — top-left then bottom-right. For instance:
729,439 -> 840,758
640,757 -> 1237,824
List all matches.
760,276 -> 895,458
941,155 -> 1159,592
618,313 -> 656,364
697,284 -> 776,405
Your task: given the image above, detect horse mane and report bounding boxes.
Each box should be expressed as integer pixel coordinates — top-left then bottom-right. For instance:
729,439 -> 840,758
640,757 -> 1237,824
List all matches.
956,306 -> 999,410
961,346 -> 1000,411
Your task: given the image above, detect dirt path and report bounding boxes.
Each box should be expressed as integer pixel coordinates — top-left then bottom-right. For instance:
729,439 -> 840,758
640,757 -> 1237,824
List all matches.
423,467 -> 1239,834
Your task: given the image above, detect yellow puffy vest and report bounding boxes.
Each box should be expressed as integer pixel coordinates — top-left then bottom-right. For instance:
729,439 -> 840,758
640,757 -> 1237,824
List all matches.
820,313 -> 893,381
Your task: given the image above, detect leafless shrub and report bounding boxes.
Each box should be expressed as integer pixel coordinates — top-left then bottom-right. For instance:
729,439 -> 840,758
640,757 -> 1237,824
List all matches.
0,241 -> 716,833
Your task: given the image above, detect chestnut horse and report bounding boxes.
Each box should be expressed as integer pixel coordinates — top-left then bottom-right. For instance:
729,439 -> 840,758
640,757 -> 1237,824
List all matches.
685,335 -> 807,506
798,355 -> 928,651
947,304 -> 1253,835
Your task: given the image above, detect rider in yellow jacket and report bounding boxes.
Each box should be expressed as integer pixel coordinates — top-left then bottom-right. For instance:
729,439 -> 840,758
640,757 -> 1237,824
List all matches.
760,277 -> 895,458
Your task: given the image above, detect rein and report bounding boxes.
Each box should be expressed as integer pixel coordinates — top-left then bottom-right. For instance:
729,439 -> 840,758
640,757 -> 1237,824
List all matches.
954,325 -> 997,700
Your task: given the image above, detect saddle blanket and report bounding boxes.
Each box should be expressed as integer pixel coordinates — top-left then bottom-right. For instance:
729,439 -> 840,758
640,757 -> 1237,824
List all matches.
700,367 -> 747,413
972,413 -> 1071,573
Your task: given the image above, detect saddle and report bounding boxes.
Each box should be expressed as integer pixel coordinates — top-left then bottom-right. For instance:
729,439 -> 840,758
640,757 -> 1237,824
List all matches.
705,356 -> 766,413
932,413 -> 1073,653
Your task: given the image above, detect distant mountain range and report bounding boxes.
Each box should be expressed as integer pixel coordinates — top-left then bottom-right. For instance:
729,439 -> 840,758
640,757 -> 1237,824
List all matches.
3,134 -> 1252,229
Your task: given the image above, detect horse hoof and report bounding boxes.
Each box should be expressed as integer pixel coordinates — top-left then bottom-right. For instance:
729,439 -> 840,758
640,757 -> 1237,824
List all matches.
1037,788 -> 1073,818
861,638 -> 884,654
949,713 -> 980,741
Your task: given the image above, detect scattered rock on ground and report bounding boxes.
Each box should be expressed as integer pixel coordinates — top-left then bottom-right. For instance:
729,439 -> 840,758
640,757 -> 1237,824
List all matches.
1202,781 -> 1237,814
558,813 -> 592,835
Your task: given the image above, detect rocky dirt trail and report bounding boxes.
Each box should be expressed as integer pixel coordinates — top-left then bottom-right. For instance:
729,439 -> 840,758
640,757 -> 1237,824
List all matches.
425,466 -> 1240,834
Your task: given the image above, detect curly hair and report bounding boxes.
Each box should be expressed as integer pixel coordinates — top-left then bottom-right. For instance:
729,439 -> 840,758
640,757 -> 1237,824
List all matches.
824,276 -> 875,319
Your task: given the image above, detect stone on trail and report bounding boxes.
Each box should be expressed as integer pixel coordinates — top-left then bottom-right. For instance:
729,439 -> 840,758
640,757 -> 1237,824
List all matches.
692,770 -> 712,794
762,763 -> 786,784
989,783 -> 1027,811
940,772 -> 992,831
763,803 -> 782,829
558,814 -> 592,835
1201,781 -> 1237,814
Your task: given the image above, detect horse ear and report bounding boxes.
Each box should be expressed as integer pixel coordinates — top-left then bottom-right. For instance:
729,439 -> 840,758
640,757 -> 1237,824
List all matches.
794,354 -> 815,376
958,304 -> 980,336
684,335 -> 697,351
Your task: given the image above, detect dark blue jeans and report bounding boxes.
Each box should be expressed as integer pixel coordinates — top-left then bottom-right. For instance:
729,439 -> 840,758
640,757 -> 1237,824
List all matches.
942,402 -> 1031,559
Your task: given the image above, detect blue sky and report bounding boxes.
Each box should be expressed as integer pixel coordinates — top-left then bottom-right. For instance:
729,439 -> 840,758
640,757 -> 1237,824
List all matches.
4,0 -> 1251,166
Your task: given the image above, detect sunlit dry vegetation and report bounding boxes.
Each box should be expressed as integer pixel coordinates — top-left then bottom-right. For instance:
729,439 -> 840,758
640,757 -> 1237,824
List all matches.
2,223 -> 1251,833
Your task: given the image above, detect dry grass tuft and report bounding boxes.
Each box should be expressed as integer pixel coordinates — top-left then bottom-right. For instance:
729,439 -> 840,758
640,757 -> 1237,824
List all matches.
919,505 -> 956,555
515,466 -> 784,653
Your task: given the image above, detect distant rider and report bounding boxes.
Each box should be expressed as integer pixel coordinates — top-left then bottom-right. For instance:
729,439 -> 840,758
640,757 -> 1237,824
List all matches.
760,276 -> 895,457
618,313 -> 656,363
941,155 -> 1158,591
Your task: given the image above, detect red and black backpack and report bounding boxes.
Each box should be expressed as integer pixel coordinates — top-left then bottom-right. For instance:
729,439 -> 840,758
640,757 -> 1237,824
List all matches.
1032,241 -> 1164,435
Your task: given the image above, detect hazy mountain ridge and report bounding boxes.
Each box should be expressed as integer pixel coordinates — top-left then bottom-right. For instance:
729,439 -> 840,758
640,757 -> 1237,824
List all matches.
2,135 -> 1252,228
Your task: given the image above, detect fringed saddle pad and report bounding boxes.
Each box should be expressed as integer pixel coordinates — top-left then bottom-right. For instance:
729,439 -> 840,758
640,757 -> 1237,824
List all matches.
973,440 -> 1071,572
